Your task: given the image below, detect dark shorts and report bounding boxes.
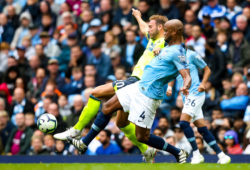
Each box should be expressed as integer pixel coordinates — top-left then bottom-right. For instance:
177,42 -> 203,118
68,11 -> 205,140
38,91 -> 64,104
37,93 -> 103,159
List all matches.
112,76 -> 140,91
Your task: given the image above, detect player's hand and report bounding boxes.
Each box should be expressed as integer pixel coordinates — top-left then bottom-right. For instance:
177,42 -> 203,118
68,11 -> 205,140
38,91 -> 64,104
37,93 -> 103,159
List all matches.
198,83 -> 205,92
132,8 -> 141,18
153,47 -> 161,56
180,87 -> 189,96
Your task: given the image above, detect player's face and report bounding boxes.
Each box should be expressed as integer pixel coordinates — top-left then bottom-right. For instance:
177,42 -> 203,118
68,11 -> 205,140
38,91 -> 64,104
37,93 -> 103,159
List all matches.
164,24 -> 171,43
148,20 -> 159,39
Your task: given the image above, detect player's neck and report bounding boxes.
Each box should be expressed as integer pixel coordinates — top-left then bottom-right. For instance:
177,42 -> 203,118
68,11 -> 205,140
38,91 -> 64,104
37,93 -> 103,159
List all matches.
154,32 -> 164,40
168,37 -> 183,46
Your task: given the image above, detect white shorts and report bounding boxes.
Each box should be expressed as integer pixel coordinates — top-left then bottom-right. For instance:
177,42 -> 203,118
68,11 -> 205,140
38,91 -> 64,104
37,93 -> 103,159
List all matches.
116,82 -> 162,129
182,94 -> 205,122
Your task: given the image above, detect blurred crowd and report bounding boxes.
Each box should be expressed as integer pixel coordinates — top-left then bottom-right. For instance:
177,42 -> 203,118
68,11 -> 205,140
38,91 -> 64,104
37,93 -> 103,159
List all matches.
0,0 -> 250,156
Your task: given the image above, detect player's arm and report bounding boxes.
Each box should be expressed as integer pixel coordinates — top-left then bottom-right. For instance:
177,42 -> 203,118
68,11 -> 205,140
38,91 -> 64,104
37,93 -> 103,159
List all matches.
166,80 -> 175,96
198,66 -> 211,92
179,69 -> 191,96
132,8 -> 148,36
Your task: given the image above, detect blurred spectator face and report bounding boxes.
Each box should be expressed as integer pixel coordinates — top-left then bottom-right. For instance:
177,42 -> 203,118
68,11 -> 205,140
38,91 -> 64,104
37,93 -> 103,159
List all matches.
8,69 -> 18,81
119,0 -> 132,10
44,134 -> 55,148
33,129 -> 44,138
15,113 -> 25,128
166,136 -> 176,146
73,95 -> 84,112
60,3 -> 71,13
22,37 -> 31,48
202,17 -> 211,26
236,15 -> 247,31
62,13 -> 73,25
196,137 -> 204,151
25,113 -> 35,127
81,10 -> 93,23
160,0 -> 170,9
220,19 -> 230,31
222,79 -> 232,91
35,44 -> 44,56
17,49 -> 26,59
0,14 -> 8,26
13,88 -> 25,103
32,137 -> 43,153
43,97 -> 52,111
153,128 -> 163,137
0,111 -> 8,130
29,55 -> 40,70
217,32 -> 227,46
98,130 -> 110,145
192,25 -> 201,39
232,31 -> 243,42
232,73 -> 243,88
158,117 -> 169,132
84,76 -> 96,88
225,136 -> 234,147
207,0 -> 218,8
138,1 -> 149,14
105,31 -> 115,44
42,15 -> 52,27
41,36 -> 50,46
100,0 -> 112,12
233,119 -> 244,131
44,84 -> 55,97
47,62 -> 59,74
101,13 -> 111,25
115,67 -> 125,80
184,24 -> 192,38
15,78 -> 25,89
91,48 -> 102,58
58,95 -> 68,108
227,0 -> 236,10
40,1 -> 49,13
21,18 -> 30,27
112,25 -> 122,36
111,52 -> 121,68
85,65 -> 96,76
7,5 -> 16,17
212,109 -> 223,120
48,103 -> 59,117
67,37 -> 78,47
72,69 -> 83,81
243,7 -> 250,20
81,2 -> 90,12
55,140 -> 65,152
122,136 -> 134,150
218,128 -> 227,142
36,68 -> 46,85
126,30 -> 136,44
71,46 -> 82,60
184,10 -> 195,23
236,83 -> 248,96
86,35 -> 97,47
174,128 -> 184,141
170,109 -> 181,121
0,98 -> 5,111
65,24 -> 75,35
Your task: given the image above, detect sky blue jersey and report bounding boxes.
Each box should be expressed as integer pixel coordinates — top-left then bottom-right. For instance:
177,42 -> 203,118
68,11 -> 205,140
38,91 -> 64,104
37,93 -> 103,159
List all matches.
139,44 -> 188,100
176,49 -> 207,98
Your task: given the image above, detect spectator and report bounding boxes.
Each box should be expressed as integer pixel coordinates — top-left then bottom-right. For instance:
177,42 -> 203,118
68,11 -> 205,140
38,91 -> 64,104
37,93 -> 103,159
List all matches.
228,27 -> 250,68
201,14 -> 216,41
101,31 -> 121,57
5,5 -> 19,29
113,0 -> 133,27
5,113 -> 33,155
58,94 -> 72,120
174,124 -> 192,154
225,0 -> 242,21
80,10 -> 94,36
44,134 -> 55,154
169,107 -> 181,129
0,13 -> 15,43
157,117 -> 174,138
88,43 -> 111,79
158,0 -> 180,20
96,129 -> 121,155
224,130 -> 243,154
236,15 -> 250,43
34,96 -> 53,119
28,135 -> 50,155
196,136 -> 210,154
55,140 -> 69,155
24,112 -> 36,131
0,43 -> 10,74
121,136 -> 140,154
9,87 -> 34,125
40,32 -> 61,58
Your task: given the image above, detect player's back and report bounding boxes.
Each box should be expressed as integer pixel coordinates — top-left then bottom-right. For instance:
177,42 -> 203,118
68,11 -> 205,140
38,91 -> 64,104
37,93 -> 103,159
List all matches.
176,49 -> 207,97
139,44 -> 187,100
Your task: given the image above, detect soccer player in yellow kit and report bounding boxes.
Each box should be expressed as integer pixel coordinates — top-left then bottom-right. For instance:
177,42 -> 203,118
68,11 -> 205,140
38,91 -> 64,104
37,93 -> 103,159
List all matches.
54,9 -> 167,162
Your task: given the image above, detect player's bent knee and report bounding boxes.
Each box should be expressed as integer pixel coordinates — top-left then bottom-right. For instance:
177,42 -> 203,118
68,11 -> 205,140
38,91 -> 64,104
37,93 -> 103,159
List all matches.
179,120 -> 190,129
90,88 -> 100,98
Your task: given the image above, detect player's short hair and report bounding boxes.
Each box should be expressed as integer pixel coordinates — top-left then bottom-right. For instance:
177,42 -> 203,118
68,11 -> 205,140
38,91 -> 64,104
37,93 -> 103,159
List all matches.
149,15 -> 168,26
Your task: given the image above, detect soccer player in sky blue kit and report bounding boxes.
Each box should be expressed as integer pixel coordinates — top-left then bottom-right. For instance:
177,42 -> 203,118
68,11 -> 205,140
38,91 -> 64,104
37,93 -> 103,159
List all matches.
166,49 -> 231,164
67,19 -> 191,163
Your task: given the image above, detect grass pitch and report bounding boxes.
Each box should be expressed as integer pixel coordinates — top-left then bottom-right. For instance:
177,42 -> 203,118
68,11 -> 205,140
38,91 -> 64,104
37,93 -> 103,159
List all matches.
0,163 -> 249,170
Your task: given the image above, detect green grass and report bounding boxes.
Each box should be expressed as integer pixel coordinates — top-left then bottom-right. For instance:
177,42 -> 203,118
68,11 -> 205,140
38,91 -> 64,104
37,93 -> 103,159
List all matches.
0,163 -> 249,170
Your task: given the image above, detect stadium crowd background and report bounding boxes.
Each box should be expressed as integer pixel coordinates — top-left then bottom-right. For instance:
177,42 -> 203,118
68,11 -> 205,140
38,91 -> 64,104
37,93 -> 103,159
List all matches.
0,0 -> 250,156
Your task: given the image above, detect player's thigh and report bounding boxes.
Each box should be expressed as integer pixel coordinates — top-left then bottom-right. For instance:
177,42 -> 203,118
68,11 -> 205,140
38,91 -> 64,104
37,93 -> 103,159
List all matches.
180,113 -> 192,122
91,83 -> 115,100
193,118 -> 206,128
102,95 -> 122,115
116,110 -> 129,128
135,125 -> 150,142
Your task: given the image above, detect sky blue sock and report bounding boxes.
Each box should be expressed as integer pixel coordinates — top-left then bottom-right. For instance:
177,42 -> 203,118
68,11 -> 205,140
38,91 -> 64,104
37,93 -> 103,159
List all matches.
146,134 -> 180,156
82,111 -> 111,146
180,121 -> 198,151
198,126 -> 222,154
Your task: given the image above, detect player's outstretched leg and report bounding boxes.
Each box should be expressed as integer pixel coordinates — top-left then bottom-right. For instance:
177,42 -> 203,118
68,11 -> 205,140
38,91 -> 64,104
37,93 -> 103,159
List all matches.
136,126 -> 188,164
179,120 -> 204,164
197,126 -> 231,164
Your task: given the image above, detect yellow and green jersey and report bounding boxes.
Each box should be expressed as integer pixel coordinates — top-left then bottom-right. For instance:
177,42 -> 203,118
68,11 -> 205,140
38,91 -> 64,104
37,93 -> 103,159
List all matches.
131,36 -> 165,79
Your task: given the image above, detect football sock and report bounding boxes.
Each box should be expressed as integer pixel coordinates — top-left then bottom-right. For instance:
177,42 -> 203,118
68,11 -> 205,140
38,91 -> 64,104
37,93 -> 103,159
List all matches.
74,95 -> 101,131
82,111 -> 111,146
145,134 -> 180,156
120,123 -> 148,154
179,121 -> 198,151
198,126 -> 222,154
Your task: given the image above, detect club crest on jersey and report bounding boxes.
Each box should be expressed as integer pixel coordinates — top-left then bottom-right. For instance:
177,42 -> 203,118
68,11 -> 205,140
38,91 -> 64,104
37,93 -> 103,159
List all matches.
178,55 -> 186,63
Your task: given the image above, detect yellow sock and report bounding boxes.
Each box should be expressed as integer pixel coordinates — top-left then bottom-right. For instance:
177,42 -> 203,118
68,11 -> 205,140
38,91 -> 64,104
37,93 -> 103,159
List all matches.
120,123 -> 148,154
73,95 -> 101,131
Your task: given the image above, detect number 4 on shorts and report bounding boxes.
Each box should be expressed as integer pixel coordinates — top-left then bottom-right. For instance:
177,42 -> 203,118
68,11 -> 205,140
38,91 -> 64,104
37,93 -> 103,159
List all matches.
140,111 -> 146,120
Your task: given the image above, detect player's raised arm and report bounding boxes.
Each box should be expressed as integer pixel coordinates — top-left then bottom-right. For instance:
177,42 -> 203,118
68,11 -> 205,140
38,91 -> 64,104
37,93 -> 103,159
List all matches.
198,66 -> 211,92
132,8 -> 148,35
179,69 -> 191,96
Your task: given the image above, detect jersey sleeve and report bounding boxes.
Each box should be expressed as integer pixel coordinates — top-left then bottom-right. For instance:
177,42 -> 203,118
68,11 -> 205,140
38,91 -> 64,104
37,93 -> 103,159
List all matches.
172,53 -> 188,71
192,54 -> 207,69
